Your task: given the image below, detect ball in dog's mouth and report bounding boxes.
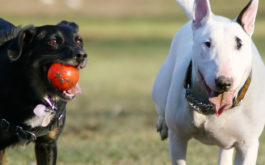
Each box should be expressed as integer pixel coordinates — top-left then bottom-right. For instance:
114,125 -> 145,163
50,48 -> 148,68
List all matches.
47,63 -> 82,100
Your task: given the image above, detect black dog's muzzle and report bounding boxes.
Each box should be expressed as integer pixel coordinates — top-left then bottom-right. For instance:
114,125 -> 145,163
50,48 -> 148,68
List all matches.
73,49 -> 87,69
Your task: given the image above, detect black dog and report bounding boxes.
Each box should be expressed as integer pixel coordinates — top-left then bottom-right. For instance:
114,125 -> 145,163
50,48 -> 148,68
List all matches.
0,18 -> 87,165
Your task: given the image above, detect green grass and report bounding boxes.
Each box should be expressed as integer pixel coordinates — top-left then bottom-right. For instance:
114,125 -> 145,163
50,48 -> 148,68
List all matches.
1,0 -> 265,164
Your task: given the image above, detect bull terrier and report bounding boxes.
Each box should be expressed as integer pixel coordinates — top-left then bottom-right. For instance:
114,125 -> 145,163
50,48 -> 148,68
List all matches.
152,0 -> 265,164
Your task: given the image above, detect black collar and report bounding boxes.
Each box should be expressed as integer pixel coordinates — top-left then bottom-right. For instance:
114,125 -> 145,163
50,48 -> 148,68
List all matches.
184,61 -> 252,114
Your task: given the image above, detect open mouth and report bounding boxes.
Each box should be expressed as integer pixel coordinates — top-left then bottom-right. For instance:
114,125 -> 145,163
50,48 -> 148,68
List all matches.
43,63 -> 82,100
61,83 -> 82,100
198,71 -> 235,116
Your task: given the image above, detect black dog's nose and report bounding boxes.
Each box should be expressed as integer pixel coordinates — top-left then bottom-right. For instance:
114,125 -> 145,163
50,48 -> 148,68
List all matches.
74,51 -> 87,62
73,50 -> 87,68
215,76 -> 233,92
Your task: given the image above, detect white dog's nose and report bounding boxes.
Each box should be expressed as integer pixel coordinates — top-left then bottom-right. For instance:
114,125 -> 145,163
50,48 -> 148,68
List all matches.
215,76 -> 233,92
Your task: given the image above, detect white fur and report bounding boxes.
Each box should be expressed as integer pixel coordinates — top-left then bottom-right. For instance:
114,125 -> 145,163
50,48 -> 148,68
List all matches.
174,0 -> 194,19
152,0 -> 265,164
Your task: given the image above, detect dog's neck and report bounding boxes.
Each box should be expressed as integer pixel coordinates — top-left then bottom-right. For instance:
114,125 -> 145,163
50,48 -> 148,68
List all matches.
185,61 -> 209,101
184,61 -> 215,114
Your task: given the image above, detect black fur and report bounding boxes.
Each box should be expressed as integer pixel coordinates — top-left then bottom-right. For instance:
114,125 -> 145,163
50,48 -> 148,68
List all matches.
0,18 -> 87,165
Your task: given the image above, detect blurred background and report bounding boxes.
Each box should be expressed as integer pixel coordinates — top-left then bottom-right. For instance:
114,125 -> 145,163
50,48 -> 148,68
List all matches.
1,0 -> 265,164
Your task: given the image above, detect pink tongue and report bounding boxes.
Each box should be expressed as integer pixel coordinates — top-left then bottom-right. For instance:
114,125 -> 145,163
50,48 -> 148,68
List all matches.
66,83 -> 82,95
209,91 -> 234,116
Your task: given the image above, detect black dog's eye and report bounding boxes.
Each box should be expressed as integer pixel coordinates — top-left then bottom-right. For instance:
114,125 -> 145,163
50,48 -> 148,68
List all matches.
235,37 -> 242,50
76,37 -> 83,47
49,39 -> 58,46
204,40 -> 211,48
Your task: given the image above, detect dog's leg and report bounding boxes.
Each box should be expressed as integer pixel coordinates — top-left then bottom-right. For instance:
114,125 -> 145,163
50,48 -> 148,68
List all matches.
35,113 -> 65,165
152,33 -> 179,140
35,139 -> 57,165
0,150 -> 5,165
218,148 -> 234,165
169,130 -> 188,165
156,108 -> 168,140
234,140 -> 259,165
35,127 -> 64,165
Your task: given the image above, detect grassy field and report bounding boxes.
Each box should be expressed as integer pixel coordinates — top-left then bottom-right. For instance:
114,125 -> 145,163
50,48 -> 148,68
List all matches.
1,0 -> 265,164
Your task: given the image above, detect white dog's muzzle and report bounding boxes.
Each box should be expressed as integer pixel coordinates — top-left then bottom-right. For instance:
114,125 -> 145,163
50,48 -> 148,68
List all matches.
184,61 -> 252,116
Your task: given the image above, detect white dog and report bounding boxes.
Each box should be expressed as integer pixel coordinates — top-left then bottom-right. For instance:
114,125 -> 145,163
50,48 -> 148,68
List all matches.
152,0 -> 265,164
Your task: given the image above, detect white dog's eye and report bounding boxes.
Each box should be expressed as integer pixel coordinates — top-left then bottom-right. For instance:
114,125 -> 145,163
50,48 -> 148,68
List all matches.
235,37 -> 242,50
204,41 -> 211,48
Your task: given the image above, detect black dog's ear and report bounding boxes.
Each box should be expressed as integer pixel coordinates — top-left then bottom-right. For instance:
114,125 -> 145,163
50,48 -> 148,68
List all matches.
7,25 -> 35,61
57,20 -> 79,32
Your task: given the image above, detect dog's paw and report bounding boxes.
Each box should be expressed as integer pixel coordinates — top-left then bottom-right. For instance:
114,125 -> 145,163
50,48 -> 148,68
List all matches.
156,116 -> 168,140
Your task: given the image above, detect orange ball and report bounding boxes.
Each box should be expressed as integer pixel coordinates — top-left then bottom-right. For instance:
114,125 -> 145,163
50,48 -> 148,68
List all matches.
47,63 -> 79,91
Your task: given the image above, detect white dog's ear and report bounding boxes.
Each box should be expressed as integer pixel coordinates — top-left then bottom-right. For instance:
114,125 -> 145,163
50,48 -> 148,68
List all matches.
236,0 -> 258,36
192,0 -> 212,29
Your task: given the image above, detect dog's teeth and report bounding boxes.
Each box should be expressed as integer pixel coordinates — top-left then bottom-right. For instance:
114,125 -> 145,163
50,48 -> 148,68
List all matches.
63,91 -> 74,98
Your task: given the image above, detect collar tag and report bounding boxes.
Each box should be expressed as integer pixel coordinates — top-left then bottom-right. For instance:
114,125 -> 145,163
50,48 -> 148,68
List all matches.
33,104 -> 55,127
